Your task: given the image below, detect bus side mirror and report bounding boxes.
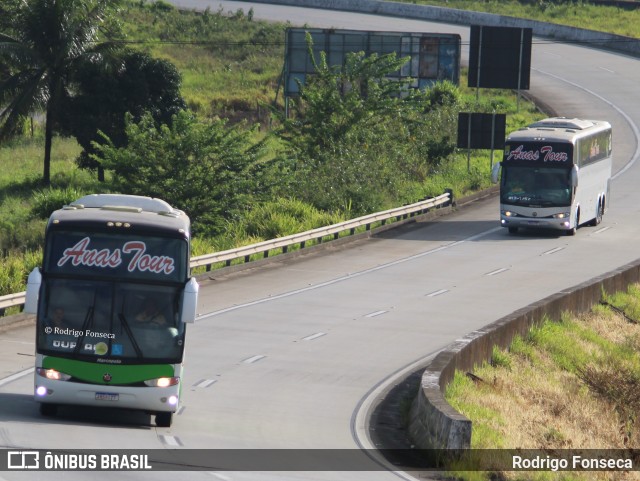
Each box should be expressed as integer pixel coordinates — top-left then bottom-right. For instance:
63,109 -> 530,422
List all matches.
24,267 -> 42,314
571,165 -> 579,188
491,162 -> 502,184
181,277 -> 199,324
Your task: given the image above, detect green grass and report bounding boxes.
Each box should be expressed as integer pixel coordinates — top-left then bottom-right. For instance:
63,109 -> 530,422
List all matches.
444,284 -> 640,480
120,1 -> 285,121
392,0 -> 640,39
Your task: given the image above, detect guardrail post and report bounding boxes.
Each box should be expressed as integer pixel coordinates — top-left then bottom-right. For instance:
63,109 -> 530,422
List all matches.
445,188 -> 454,206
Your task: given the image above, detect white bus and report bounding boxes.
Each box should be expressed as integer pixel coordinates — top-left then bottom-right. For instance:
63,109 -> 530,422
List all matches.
492,117 -> 612,235
25,194 -> 199,427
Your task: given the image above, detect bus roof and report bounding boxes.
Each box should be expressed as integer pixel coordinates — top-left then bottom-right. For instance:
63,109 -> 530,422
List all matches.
48,194 -> 191,236
507,117 -> 611,143
70,194 -> 179,214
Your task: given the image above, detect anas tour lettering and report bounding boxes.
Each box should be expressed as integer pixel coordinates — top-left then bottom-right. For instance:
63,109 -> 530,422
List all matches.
57,237 -> 175,275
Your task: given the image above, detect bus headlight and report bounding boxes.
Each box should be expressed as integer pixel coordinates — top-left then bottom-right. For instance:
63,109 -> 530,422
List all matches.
144,377 -> 179,388
501,210 -> 520,217
552,212 -> 570,219
36,368 -> 71,381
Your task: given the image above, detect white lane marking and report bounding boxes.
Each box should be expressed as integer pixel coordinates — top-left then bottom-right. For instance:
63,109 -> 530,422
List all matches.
198,227 -> 503,321
194,379 -> 217,388
485,267 -> 509,276
160,435 -> 181,446
0,339 -> 35,345
426,289 -> 449,297
598,66 -> 615,73
0,367 -> 34,387
365,310 -> 387,318
302,332 -> 326,341
210,473 -> 233,481
593,226 -> 612,235
243,355 -> 266,364
542,246 -> 565,255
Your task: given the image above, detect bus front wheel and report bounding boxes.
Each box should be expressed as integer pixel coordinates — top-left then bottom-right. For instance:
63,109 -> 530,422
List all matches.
567,209 -> 579,236
40,403 -> 58,417
156,412 -> 173,427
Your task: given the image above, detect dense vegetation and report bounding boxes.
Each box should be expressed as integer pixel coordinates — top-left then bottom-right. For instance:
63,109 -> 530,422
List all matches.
0,0 -> 548,306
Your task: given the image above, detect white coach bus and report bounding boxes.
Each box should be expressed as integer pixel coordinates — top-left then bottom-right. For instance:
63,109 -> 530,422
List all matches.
492,117 -> 612,235
25,194 -> 199,427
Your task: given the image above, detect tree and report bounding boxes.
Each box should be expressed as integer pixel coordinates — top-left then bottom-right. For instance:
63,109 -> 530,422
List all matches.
94,111 -> 271,236
0,0 -> 122,186
58,50 -> 186,181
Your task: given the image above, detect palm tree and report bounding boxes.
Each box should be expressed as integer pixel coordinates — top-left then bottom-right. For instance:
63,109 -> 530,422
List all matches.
0,0 -> 121,186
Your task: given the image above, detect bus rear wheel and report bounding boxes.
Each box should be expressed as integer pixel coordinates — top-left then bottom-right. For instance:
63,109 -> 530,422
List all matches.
590,201 -> 603,226
156,412 -> 173,427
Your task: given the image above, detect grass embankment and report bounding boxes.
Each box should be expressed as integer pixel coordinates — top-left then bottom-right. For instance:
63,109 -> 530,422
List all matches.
444,284 -> 640,481
393,0 -> 640,39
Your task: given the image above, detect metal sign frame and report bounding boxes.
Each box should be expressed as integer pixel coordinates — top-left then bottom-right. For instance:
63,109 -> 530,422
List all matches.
284,28 -> 461,98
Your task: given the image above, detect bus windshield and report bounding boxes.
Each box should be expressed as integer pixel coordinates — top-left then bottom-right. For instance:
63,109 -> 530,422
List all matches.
36,278 -> 185,364
501,165 -> 572,207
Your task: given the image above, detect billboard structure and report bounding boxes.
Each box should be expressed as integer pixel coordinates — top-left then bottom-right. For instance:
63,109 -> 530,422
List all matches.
457,112 -> 507,172
284,28 -> 461,98
468,26 -> 532,90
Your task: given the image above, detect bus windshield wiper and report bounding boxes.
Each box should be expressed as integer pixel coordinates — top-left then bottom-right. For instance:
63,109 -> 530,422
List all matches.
73,291 -> 96,355
118,313 -> 143,359
119,296 -> 143,359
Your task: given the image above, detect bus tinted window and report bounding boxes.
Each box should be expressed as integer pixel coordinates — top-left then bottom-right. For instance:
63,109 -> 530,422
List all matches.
501,165 -> 571,207
577,131 -> 612,167
37,278 -> 185,364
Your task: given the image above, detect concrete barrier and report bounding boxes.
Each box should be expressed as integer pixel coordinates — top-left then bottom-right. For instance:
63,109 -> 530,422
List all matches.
409,257 -> 640,450
243,0 -> 640,58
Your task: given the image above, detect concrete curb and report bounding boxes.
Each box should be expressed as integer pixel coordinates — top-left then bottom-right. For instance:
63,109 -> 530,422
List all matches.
409,257 -> 640,450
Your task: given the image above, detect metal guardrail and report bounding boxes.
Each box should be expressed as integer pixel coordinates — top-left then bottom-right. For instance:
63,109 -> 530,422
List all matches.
0,192 -> 451,313
0,291 -> 29,312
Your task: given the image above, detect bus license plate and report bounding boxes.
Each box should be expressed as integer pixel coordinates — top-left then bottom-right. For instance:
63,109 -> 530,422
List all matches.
95,392 -> 119,401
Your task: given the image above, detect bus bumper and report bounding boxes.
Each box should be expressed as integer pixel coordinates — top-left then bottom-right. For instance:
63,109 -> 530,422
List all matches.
500,216 -> 573,232
34,375 -> 180,413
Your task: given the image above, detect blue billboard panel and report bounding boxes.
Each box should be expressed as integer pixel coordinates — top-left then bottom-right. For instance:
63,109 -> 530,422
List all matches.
284,28 -> 461,97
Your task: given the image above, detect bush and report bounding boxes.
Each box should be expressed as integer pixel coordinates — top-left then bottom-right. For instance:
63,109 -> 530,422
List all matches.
31,187 -> 86,219
238,198 -> 343,239
95,110 -> 273,237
